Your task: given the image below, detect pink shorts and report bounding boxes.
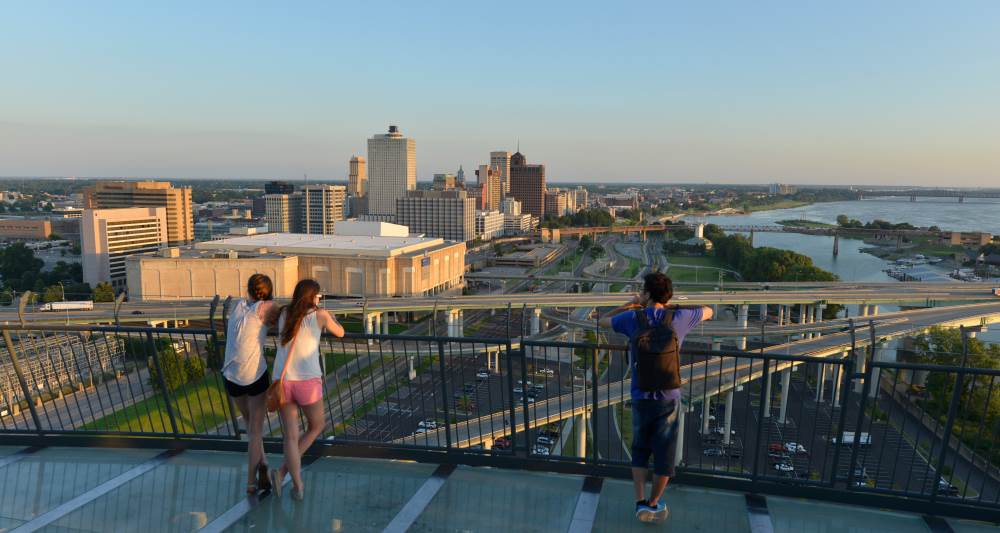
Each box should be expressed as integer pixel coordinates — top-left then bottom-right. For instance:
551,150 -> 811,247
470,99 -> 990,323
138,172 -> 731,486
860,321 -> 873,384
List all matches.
282,378 -> 323,406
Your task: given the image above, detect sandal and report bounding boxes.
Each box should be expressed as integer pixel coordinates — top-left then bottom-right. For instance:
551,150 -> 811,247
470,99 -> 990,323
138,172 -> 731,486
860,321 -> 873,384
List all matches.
246,483 -> 257,495
256,462 -> 272,492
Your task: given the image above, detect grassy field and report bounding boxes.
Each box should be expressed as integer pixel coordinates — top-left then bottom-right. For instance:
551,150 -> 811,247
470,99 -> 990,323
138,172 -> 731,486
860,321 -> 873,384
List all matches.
339,316 -> 408,335
666,255 -> 737,283
745,199 -> 810,212
81,373 -> 231,434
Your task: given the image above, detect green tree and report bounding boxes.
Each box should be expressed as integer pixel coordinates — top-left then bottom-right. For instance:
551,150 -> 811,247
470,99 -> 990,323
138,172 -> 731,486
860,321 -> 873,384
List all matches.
42,284 -> 64,303
183,355 -> 206,382
147,346 -> 187,392
92,282 -> 115,302
0,243 -> 43,290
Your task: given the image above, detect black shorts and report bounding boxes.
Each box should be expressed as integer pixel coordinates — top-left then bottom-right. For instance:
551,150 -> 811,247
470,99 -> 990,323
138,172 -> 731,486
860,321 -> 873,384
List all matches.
224,371 -> 271,398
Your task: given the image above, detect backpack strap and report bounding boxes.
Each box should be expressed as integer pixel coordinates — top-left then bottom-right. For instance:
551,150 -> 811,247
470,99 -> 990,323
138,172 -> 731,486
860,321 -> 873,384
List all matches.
658,306 -> 675,330
634,308 -> 648,330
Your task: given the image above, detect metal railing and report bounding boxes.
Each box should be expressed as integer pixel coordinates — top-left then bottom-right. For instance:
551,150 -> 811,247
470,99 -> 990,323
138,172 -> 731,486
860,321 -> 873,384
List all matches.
0,320 -> 997,521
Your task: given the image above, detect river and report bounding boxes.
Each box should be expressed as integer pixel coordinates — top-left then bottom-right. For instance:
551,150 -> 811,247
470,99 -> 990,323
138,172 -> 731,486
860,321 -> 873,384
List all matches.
690,197 -> 999,344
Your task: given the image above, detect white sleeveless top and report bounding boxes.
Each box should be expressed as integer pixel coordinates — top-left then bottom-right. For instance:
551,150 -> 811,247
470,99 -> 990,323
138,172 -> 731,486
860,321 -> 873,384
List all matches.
273,310 -> 323,381
222,299 -> 268,385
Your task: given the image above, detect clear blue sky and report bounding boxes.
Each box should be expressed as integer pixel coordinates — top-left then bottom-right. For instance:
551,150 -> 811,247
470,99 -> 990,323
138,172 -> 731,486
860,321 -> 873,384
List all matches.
2,1 -> 999,186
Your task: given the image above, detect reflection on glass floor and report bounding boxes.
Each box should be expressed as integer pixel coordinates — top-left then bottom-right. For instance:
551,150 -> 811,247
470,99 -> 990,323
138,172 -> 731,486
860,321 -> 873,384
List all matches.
0,446 -> 995,532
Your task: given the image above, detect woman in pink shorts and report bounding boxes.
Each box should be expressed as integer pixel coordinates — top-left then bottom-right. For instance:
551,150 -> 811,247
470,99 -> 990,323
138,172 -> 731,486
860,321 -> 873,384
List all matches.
269,279 -> 344,500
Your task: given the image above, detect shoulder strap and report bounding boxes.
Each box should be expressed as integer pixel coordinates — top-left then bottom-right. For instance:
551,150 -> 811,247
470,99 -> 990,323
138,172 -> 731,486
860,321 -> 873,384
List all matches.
634,308 -> 649,329
277,313 -> 298,383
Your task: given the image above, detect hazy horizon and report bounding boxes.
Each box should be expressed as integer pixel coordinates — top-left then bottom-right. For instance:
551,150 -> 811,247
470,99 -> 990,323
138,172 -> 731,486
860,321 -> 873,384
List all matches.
2,2 -> 999,186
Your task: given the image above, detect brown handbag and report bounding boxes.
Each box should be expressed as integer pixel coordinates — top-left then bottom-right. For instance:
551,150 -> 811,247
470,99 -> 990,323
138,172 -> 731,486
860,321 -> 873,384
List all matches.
265,333 -> 297,413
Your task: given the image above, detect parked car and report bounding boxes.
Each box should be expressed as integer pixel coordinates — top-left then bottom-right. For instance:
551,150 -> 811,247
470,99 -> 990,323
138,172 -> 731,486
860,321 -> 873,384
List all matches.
728,448 -> 743,459
476,370 -> 490,380
417,419 -> 439,430
538,368 -> 555,376
773,463 -> 794,472
784,442 -> 807,454
938,479 -> 960,496
492,437 -> 511,450
768,452 -> 791,462
768,443 -> 784,453
463,384 -> 477,394
513,386 -> 524,394
537,436 -> 554,446
703,448 -> 725,457
532,445 -> 551,455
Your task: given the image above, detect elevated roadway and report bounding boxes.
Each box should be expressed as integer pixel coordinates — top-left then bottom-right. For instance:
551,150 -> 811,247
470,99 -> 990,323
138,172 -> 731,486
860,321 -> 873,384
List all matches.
399,301 -> 1000,449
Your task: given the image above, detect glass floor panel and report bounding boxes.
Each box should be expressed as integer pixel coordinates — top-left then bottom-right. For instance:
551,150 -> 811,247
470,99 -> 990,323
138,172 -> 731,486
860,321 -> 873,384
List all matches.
0,447 -> 158,531
226,457 -> 437,532
768,495 -> 933,533
41,450 -> 246,532
0,445 -> 25,457
948,518 -> 1000,532
593,480 -> 751,532
410,465 -> 583,532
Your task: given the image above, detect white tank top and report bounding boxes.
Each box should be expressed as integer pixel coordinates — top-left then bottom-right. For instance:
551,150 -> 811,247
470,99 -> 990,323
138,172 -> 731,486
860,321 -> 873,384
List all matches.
222,299 -> 268,386
274,310 -> 323,381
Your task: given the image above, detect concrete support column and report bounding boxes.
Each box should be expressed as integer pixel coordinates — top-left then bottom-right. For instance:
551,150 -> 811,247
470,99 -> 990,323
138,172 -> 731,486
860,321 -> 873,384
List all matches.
870,305 -> 879,317
737,304 -> 749,350
759,304 -> 767,322
457,310 -> 464,337
832,353 -> 846,407
711,338 -> 721,352
374,313 -> 383,338
763,364 -> 773,418
859,304 -> 869,317
364,313 -> 374,345
408,355 -> 417,380
778,305 -> 785,326
798,303 -> 807,340
576,412 -> 588,459
814,304 -> 825,339
381,312 -> 390,335
778,369 -> 792,423
701,398 -> 712,435
530,308 -> 541,336
674,405 -> 686,466
869,344 -> 881,398
723,390 -> 734,445
446,309 -> 461,337
816,364 -> 826,402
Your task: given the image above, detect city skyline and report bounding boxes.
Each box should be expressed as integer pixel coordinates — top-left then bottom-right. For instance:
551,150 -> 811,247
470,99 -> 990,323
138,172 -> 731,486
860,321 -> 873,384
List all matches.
2,2 -> 1000,186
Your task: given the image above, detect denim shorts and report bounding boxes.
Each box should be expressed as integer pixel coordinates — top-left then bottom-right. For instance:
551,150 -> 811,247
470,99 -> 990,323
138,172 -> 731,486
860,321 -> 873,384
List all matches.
631,398 -> 680,477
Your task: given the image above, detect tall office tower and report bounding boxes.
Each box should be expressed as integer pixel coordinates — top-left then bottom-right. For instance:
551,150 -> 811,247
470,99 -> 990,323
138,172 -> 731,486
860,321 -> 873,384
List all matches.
456,165 -> 466,186
545,189 -> 569,217
489,151 -> 512,195
264,193 -> 301,233
395,189 -> 475,242
502,197 -> 521,215
509,152 -> 546,218
433,173 -> 456,190
83,181 -> 193,245
575,186 -> 589,209
82,207 -> 167,291
301,185 -> 346,235
264,181 -> 295,195
349,156 -> 367,197
475,165 -> 502,212
367,125 -> 416,218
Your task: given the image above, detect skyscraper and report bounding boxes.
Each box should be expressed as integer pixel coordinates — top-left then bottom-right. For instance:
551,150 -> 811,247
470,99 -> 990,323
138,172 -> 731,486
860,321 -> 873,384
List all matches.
475,165 -> 502,212
489,151 -> 512,195
301,185 -> 346,235
433,173 -> 456,190
349,156 -> 367,197
509,152 -> 546,218
367,125 -> 416,218
456,165 -> 466,186
264,193 -> 300,233
82,207 -> 167,291
82,181 -> 193,245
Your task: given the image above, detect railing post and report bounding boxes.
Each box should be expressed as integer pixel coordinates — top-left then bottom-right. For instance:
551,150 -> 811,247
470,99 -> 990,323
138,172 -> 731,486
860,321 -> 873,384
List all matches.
845,321 -> 875,490
504,334 -> 518,456
750,354 -> 771,490
930,326 -> 970,503
1,330 -> 44,435
145,330 -> 180,437
590,344 -> 600,466
435,339 -> 453,450
209,295 -> 241,438
518,341 -> 531,457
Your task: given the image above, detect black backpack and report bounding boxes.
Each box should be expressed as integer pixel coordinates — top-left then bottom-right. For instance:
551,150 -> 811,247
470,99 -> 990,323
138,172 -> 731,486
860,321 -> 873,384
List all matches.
633,307 -> 681,392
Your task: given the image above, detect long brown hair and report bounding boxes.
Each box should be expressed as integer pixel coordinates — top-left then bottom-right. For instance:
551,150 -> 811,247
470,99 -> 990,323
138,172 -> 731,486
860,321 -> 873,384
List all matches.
280,279 -> 321,346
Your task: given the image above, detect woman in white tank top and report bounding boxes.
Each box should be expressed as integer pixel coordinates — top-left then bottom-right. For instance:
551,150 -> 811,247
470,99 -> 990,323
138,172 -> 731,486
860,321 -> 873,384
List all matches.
223,274 -> 279,494
269,279 -> 344,501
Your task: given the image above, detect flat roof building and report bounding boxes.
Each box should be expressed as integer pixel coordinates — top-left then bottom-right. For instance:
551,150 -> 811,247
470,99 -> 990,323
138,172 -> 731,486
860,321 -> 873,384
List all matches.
82,207 -> 167,291
0,219 -> 52,241
509,152 -> 545,219
395,189 -> 475,243
367,125 -> 416,218
82,181 -> 192,245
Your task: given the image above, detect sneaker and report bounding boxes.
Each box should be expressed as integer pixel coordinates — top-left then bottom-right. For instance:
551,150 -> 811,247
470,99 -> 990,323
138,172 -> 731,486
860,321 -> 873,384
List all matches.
650,501 -> 669,523
291,487 -> 304,501
635,500 -> 657,522
269,468 -> 282,498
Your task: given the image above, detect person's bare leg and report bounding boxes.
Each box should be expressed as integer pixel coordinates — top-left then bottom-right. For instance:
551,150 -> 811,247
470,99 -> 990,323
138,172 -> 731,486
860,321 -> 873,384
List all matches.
631,467 -> 647,502
297,401 -> 325,457
646,475 -> 670,506
279,403 -> 302,490
247,393 -> 268,473
233,396 -> 256,487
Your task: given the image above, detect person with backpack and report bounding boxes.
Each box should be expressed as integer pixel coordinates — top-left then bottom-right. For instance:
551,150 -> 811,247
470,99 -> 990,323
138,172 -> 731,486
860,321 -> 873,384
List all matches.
599,272 -> 713,523
222,273 -> 281,495
268,279 -> 345,501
